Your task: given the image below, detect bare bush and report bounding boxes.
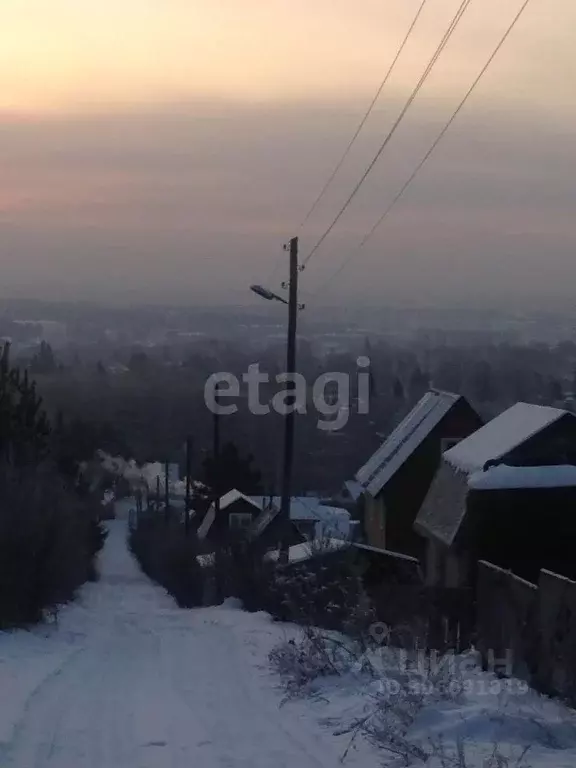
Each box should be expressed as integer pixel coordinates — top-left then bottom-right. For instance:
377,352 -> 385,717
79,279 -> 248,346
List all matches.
270,626 -> 363,698
269,625 -> 536,767
261,548 -> 374,634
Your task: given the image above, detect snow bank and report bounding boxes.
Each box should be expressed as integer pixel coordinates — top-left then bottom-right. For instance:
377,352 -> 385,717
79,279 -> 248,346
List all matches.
270,628 -> 576,768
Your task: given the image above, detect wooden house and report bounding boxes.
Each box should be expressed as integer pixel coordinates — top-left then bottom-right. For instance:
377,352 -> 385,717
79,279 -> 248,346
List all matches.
196,489 -> 305,551
196,489 -> 263,545
415,402 -> 576,587
355,390 -> 482,556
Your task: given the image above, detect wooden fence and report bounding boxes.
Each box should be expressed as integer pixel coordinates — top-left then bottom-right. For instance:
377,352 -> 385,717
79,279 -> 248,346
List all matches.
476,560 -> 576,702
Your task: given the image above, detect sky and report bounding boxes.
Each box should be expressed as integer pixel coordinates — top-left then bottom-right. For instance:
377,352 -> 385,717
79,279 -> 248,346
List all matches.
1,0 -> 574,310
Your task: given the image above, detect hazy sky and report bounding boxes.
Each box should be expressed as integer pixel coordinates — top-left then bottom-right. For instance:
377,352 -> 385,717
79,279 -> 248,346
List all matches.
1,0 -> 574,309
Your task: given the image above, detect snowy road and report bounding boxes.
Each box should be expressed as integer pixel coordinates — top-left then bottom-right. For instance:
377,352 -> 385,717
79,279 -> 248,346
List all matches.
0,519 -> 371,768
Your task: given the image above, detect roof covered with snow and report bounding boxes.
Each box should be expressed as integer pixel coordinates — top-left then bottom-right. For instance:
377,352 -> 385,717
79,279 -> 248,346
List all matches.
416,458 -> 576,548
219,489 -> 263,512
444,403 -> 568,474
249,497 -> 351,539
250,496 -> 347,522
356,390 -> 462,497
469,464 -> 576,491
264,539 -> 349,564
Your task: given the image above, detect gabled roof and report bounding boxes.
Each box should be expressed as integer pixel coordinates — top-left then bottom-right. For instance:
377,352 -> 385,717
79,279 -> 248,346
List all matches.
444,403 -> 568,474
416,404 -> 576,546
197,490 -> 263,540
356,390 -> 462,497
219,489 -> 263,511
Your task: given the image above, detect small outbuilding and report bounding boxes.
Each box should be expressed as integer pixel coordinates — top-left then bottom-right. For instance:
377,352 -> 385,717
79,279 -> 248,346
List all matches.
415,402 -> 576,586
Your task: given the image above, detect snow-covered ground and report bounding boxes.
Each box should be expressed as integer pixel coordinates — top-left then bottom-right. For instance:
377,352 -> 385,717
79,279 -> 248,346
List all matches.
271,633 -> 576,767
0,516 -> 575,767
0,518 -> 377,767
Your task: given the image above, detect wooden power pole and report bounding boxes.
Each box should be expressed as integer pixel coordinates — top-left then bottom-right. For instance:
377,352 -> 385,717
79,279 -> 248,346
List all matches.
164,460 -> 170,524
213,384 -> 221,524
279,236 -> 299,562
184,436 -> 193,535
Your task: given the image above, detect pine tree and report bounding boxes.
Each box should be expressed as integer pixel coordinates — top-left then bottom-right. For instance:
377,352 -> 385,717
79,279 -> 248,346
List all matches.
0,343 -> 51,467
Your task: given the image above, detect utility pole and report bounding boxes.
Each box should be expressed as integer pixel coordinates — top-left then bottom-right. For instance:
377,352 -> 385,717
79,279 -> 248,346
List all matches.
164,460 -> 170,525
184,436 -> 193,535
279,236 -> 299,562
213,384 -> 221,524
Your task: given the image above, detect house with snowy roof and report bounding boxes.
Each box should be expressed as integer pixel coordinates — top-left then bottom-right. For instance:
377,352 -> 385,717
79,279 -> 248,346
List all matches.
197,489 -> 263,543
197,490 -> 305,550
355,390 -> 482,556
415,402 -> 576,587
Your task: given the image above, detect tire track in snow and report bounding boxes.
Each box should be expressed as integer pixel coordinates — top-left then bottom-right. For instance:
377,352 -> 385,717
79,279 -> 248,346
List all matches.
0,641 -> 87,766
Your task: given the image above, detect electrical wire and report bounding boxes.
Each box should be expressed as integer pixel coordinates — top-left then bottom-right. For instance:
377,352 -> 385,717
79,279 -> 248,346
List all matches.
301,0 -> 475,271
309,0 -> 534,302
265,0 -> 430,290
298,0 -> 430,231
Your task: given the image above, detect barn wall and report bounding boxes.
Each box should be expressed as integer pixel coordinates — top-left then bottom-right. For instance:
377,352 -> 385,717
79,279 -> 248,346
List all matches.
468,487 -> 576,583
364,493 -> 386,549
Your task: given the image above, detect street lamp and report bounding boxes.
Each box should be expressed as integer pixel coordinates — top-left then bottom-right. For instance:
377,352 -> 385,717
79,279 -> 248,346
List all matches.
250,284 -> 289,305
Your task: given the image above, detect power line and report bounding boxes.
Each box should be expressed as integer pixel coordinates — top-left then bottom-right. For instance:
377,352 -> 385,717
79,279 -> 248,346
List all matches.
265,0 -> 429,290
301,0 -> 475,271
309,0 -> 533,302
298,0 -> 430,231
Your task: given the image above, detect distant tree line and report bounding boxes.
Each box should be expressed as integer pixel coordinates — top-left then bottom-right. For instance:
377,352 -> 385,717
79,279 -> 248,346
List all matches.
20,336 -> 576,493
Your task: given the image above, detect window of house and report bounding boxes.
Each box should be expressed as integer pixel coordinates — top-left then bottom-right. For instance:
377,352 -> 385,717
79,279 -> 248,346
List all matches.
229,512 -> 253,530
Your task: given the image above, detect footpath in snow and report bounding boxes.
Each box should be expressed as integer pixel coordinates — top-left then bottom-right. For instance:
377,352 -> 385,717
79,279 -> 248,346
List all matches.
1,513 -> 576,767
0,517 -> 377,767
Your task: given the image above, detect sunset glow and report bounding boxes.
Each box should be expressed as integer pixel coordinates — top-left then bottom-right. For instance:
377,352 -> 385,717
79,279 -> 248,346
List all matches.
0,1 -> 569,114
1,1 -> 574,306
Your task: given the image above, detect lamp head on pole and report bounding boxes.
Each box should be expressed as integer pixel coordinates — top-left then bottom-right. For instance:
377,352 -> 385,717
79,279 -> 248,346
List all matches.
250,284 -> 276,301
250,284 -> 289,305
